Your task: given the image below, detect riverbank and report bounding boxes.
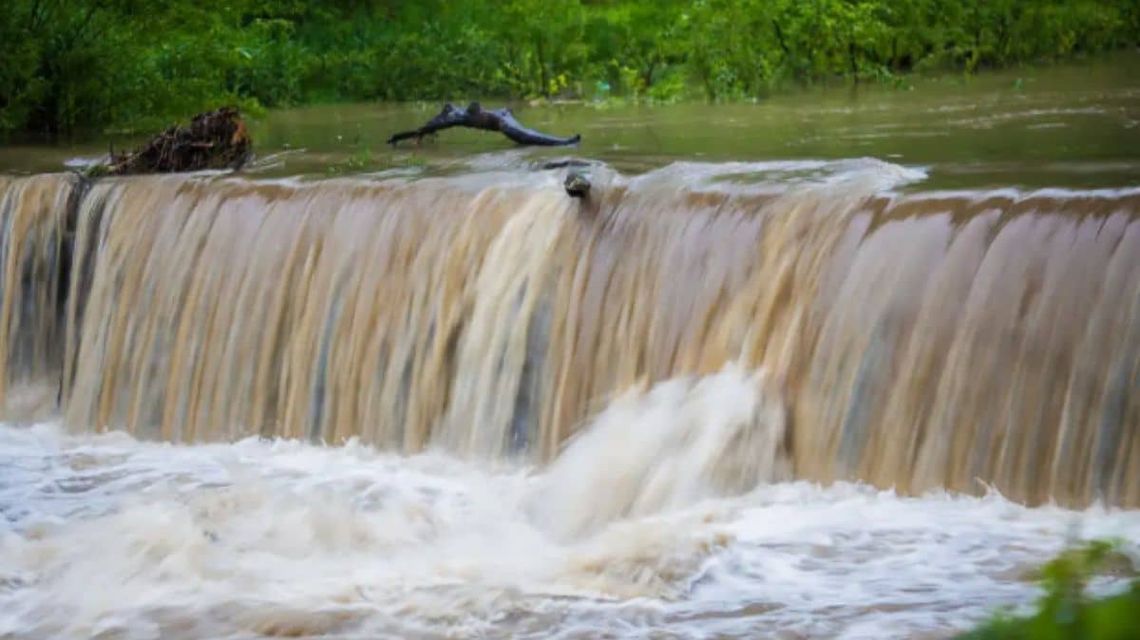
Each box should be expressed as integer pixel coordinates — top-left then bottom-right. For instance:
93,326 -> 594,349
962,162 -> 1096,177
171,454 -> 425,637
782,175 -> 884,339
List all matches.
2,0 -> 1137,139
3,53 -> 1137,191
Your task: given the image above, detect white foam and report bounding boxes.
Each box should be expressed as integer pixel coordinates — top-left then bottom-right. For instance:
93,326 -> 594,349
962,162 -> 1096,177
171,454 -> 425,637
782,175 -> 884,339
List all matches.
1,368 -> 1137,639
529,365 -> 788,540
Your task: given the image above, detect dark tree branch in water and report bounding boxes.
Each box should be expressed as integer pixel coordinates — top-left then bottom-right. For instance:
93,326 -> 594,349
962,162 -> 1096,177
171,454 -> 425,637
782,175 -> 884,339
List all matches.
387,102 -> 581,147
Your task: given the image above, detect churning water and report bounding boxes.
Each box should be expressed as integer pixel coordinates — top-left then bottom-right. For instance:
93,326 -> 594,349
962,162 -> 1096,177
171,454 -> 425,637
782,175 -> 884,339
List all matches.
3,368 -> 1137,639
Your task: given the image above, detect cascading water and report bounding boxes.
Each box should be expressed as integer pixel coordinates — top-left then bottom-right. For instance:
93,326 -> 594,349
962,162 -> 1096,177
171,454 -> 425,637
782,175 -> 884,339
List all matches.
0,160 -> 1137,639
0,174 -> 73,421
0,163 -> 1135,507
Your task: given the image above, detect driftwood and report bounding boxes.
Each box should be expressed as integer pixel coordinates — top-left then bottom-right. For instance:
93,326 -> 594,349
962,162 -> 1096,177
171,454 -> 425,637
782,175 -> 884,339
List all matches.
93,107 -> 252,176
387,102 -> 580,147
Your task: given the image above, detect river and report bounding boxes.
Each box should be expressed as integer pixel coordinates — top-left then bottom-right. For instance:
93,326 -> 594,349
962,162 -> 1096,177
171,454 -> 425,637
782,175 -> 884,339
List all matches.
0,55 -> 1138,639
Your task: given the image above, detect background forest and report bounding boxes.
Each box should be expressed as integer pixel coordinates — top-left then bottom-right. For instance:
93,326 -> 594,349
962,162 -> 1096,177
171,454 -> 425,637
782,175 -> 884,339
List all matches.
2,0 -> 1138,138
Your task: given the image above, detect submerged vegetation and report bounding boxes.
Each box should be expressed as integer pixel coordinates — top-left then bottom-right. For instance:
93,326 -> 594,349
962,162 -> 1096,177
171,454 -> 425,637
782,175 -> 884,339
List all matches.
960,540 -> 1140,640
2,0 -> 1138,137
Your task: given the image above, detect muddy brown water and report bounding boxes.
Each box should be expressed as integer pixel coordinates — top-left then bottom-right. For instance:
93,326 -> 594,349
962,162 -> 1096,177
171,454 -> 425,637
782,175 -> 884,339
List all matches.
1,53 -> 1137,189
0,53 -> 1138,640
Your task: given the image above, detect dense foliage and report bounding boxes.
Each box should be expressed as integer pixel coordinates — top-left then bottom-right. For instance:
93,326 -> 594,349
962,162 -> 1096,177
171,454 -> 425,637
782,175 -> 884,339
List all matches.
2,0 -> 1138,136
960,540 -> 1140,640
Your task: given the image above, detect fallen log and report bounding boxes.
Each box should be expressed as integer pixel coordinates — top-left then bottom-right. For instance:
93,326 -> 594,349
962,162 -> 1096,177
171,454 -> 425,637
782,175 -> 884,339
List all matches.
387,102 -> 580,147
90,107 -> 253,176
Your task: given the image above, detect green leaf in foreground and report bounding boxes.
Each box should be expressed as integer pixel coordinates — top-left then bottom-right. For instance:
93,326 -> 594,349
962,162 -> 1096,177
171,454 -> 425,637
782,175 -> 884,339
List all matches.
959,540 -> 1140,640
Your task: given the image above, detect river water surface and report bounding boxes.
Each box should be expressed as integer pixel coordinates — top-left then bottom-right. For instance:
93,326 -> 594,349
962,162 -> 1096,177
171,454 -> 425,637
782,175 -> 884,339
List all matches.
1,53 -> 1138,188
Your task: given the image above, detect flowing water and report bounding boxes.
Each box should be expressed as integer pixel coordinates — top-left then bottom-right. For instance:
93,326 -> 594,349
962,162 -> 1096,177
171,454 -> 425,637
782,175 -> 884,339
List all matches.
1,56 -> 1139,639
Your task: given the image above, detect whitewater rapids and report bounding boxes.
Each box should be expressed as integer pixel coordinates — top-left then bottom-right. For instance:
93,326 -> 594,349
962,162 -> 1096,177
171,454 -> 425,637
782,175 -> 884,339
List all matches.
2,368 -> 1137,640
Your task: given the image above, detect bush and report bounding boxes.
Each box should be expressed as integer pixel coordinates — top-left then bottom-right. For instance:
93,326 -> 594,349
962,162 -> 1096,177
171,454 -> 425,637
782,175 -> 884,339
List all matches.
960,540 -> 1140,640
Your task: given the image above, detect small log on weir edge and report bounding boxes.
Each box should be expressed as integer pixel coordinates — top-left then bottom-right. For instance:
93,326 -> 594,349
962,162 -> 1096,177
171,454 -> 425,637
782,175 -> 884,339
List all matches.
387,102 -> 581,147
563,170 -> 591,198
543,160 -> 593,199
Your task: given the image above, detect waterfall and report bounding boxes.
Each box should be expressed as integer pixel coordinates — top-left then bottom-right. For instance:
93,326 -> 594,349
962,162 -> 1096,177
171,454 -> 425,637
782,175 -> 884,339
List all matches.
0,163 -> 1136,508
